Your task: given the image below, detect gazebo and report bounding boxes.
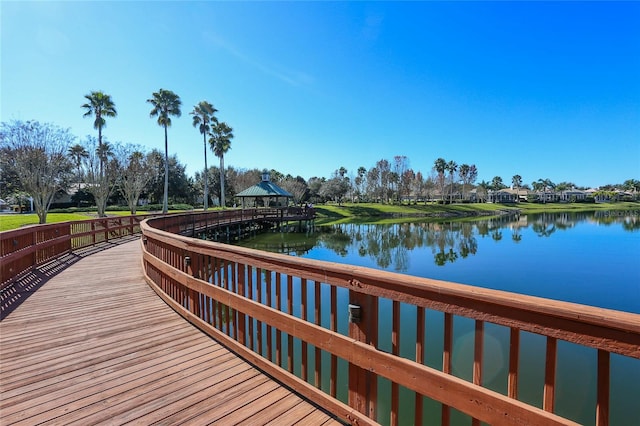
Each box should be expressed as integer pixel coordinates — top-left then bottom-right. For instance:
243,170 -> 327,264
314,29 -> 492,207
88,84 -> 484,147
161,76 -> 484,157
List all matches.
235,170 -> 293,209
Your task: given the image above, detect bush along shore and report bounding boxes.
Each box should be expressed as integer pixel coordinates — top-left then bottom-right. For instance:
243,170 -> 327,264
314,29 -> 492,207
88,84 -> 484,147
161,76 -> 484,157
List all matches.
312,201 -> 640,222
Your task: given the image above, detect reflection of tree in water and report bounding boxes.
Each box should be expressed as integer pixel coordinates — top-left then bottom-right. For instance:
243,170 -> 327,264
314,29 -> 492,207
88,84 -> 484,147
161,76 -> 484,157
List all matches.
316,225 -> 353,256
249,211 -> 637,272
621,216 -> 640,232
593,211 -> 640,231
512,230 -> 522,243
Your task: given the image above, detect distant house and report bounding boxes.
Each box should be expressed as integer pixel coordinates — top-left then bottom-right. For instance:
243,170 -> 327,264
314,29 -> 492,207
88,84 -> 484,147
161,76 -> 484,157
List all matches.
558,190 -> 587,202
488,188 -> 529,203
534,191 -> 560,203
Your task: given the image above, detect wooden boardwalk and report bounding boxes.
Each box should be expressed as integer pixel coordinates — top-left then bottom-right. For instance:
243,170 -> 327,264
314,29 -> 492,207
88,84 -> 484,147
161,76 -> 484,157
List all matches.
0,238 -> 342,425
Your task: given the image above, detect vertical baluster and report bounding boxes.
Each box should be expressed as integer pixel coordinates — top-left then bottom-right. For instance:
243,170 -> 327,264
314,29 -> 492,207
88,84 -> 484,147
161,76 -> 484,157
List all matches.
287,275 -> 294,374
330,285 -> 337,398
472,320 -> 484,426
227,261 -> 235,338
391,300 -> 400,426
237,263 -> 246,346
508,328 -> 520,399
301,278 -> 308,382
348,291 -> 378,420
256,267 -> 263,356
543,336 -> 557,412
415,306 -> 425,426
193,254 -> 201,318
442,312 -> 453,426
314,280 -> 321,389
266,270 -> 273,361
247,265 -> 254,351
276,273 -> 282,367
596,350 -> 610,426
216,258 -> 223,330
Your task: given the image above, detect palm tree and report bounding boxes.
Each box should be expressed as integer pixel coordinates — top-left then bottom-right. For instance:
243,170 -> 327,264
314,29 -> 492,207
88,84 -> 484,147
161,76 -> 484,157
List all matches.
434,158 -> 446,202
82,91 -> 117,178
147,89 -> 182,214
190,101 -> 218,210
68,144 -> 88,195
209,122 -> 234,208
512,174 -> 523,202
446,160 -> 458,203
459,164 -> 470,201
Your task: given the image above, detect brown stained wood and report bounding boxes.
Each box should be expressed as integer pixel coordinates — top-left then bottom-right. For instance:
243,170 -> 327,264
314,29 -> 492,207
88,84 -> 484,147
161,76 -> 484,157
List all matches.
257,266 -> 263,356
248,264 -> 254,351
237,262 -> 246,345
472,320 -> 485,426
415,306 -> 425,426
140,216 -> 638,425
216,258 -> 224,330
147,221 -> 640,358
544,336 -> 558,412
0,239 -> 339,426
330,284 -> 338,398
288,274 -> 294,374
391,300 -> 400,426
508,328 -> 520,399
276,273 -> 282,366
302,278 -> 308,382
596,350 -> 610,426
442,312 -> 453,425
156,259 -> 575,426
315,280 -> 322,389
267,269 -> 273,362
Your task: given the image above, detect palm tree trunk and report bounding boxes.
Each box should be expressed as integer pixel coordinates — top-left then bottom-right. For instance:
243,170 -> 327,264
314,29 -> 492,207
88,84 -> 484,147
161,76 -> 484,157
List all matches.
98,125 -> 103,180
163,125 -> 169,214
219,156 -> 225,208
203,133 -> 208,211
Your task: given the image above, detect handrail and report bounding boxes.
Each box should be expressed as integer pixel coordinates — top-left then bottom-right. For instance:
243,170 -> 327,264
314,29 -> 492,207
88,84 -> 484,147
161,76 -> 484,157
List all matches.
1,214 -> 151,290
140,212 -> 640,425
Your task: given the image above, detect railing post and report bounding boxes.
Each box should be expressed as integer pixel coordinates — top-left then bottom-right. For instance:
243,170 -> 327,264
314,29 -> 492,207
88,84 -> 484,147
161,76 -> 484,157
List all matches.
348,288 -> 378,420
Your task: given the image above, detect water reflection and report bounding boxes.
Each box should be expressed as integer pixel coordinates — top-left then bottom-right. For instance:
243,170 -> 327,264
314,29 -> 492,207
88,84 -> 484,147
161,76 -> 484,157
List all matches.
238,211 -> 638,273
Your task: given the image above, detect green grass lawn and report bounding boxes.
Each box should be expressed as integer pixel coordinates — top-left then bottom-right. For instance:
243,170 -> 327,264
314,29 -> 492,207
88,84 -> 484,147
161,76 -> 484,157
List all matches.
0,213 -> 97,232
314,201 -> 640,223
2,202 -> 638,232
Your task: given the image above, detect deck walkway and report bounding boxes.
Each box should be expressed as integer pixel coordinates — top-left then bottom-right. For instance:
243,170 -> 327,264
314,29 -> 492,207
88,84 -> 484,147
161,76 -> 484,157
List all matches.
0,238 -> 341,425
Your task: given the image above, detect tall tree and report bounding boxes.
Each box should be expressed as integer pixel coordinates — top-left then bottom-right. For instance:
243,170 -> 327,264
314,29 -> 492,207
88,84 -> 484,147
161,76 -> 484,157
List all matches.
491,176 -> 505,190
190,101 -> 217,210
446,160 -> 458,202
147,89 -> 182,213
0,120 -> 74,223
209,121 -> 234,208
68,143 -> 88,202
81,91 -> 117,178
82,137 -> 117,217
512,174 -> 522,190
433,158 -> 447,202
459,164 -> 478,201
354,166 -> 367,201
116,145 -> 159,214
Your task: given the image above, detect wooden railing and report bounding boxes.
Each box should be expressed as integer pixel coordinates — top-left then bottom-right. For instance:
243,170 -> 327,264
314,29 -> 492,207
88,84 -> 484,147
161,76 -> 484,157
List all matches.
141,213 -> 640,426
151,207 -> 314,237
1,215 -> 149,290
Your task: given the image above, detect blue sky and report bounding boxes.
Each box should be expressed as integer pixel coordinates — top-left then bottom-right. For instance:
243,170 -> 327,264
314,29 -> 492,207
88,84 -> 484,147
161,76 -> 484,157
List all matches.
2,1 -> 639,188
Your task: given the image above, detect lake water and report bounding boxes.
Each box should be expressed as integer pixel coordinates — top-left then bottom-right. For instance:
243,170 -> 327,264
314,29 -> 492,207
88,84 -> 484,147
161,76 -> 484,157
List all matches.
235,211 -> 640,425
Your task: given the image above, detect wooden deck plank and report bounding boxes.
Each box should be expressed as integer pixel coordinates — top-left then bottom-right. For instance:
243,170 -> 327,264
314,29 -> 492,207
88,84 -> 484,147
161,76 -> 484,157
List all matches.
1,239 -> 340,425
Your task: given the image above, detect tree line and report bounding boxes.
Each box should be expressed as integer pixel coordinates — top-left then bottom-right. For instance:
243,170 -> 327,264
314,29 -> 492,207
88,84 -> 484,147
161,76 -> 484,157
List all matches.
1,90 -> 639,224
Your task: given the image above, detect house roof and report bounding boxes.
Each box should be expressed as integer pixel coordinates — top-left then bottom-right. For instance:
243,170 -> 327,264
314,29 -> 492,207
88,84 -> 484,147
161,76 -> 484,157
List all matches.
235,181 -> 292,198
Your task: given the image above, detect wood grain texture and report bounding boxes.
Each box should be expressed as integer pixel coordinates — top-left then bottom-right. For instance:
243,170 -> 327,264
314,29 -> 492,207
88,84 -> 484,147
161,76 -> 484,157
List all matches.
0,239 -> 341,426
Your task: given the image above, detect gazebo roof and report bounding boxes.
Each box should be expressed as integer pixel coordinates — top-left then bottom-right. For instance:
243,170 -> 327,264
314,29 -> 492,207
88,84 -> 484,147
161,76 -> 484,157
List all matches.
236,181 -> 292,198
